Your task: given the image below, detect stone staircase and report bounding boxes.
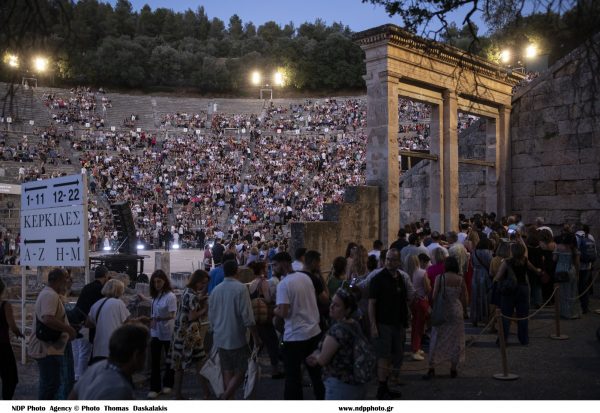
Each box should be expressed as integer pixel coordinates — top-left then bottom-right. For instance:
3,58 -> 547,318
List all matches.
1,83 -> 54,128
103,93 -> 157,130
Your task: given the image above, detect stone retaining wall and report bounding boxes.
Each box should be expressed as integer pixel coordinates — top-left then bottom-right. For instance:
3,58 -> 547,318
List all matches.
290,186 -> 379,269
511,38 -> 600,239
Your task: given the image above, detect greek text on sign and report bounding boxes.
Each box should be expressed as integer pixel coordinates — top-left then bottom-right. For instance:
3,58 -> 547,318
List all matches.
20,205 -> 87,266
21,174 -> 85,211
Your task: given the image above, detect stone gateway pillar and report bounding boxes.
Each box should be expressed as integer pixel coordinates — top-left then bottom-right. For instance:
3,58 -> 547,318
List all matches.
365,70 -> 400,246
355,25 -> 522,238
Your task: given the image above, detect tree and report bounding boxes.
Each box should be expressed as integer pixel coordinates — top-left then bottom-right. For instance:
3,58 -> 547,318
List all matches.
228,14 -> 243,39
148,45 -> 182,85
111,0 -> 136,38
209,17 -> 226,40
258,21 -> 283,43
94,36 -> 148,87
244,22 -> 257,38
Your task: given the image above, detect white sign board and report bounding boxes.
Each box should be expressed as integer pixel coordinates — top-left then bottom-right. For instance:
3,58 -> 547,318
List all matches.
21,205 -> 87,266
20,174 -> 88,267
0,183 -> 20,195
21,174 -> 85,210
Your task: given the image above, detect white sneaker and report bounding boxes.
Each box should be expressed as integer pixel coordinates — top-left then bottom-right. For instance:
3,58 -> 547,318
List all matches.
147,391 -> 160,399
417,349 -> 425,356
412,352 -> 425,361
162,387 -> 172,395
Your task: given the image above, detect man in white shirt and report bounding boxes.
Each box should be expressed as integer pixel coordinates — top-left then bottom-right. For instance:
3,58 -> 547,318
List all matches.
291,247 -> 306,272
426,231 -> 448,257
273,252 -> 324,400
457,222 -> 469,245
368,240 -> 384,261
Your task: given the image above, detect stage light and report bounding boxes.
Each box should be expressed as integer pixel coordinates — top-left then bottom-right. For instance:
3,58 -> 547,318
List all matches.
500,49 -> 511,64
251,71 -> 261,86
103,246 -> 112,251
172,243 -> 180,249
136,244 -> 145,250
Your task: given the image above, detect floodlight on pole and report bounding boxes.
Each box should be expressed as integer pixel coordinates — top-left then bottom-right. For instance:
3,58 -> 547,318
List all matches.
273,71 -> 284,87
251,71 -> 262,86
500,49 -> 511,64
4,54 -> 19,69
33,56 -> 48,73
525,44 -> 538,59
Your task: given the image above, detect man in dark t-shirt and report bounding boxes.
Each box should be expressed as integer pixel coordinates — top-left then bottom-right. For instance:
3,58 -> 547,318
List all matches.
389,228 -> 409,253
302,250 -> 330,331
211,239 -> 225,265
369,248 -> 409,400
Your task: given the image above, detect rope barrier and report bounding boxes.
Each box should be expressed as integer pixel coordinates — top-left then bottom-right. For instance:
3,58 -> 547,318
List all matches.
567,270 -> 599,301
499,287 -> 558,321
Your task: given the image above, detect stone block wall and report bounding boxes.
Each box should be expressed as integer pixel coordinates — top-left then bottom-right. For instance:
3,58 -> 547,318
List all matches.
290,186 -> 379,269
511,39 -> 600,238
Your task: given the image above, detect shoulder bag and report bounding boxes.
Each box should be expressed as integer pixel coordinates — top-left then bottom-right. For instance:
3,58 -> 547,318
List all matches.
35,299 -> 63,342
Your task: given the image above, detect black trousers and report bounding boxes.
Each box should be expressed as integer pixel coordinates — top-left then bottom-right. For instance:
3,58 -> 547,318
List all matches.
282,333 -> 324,400
150,338 -> 174,392
0,342 -> 18,400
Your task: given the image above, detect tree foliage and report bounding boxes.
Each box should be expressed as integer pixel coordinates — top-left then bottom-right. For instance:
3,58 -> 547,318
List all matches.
0,0 -> 364,92
0,0 -> 597,93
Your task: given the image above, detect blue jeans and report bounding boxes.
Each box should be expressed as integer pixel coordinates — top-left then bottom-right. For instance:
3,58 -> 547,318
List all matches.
500,285 -> 530,345
37,355 -> 63,399
324,377 -> 366,400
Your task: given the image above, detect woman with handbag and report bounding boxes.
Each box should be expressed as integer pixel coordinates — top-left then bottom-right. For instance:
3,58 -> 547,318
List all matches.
554,233 -> 582,319
170,270 -> 210,399
423,257 -> 468,380
495,242 -> 542,345
87,279 -> 131,365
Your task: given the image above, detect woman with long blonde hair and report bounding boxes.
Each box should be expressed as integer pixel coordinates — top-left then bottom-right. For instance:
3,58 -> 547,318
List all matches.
348,245 -> 368,279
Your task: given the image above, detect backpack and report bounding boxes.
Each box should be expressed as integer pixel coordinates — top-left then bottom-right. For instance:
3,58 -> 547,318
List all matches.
577,235 -> 597,264
338,322 -> 377,384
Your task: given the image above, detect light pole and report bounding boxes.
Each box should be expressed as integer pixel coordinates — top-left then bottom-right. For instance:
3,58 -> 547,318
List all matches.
501,43 -> 547,74
250,70 -> 285,100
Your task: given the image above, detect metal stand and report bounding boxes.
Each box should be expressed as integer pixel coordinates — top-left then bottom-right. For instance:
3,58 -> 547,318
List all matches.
550,283 -> 569,340
493,309 -> 519,380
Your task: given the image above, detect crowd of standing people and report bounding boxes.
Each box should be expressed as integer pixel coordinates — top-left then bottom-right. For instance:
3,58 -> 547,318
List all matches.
3,211 -> 595,400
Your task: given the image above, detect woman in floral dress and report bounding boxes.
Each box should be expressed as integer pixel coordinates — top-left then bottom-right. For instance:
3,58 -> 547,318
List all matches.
170,270 -> 210,399
424,257 -> 468,379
